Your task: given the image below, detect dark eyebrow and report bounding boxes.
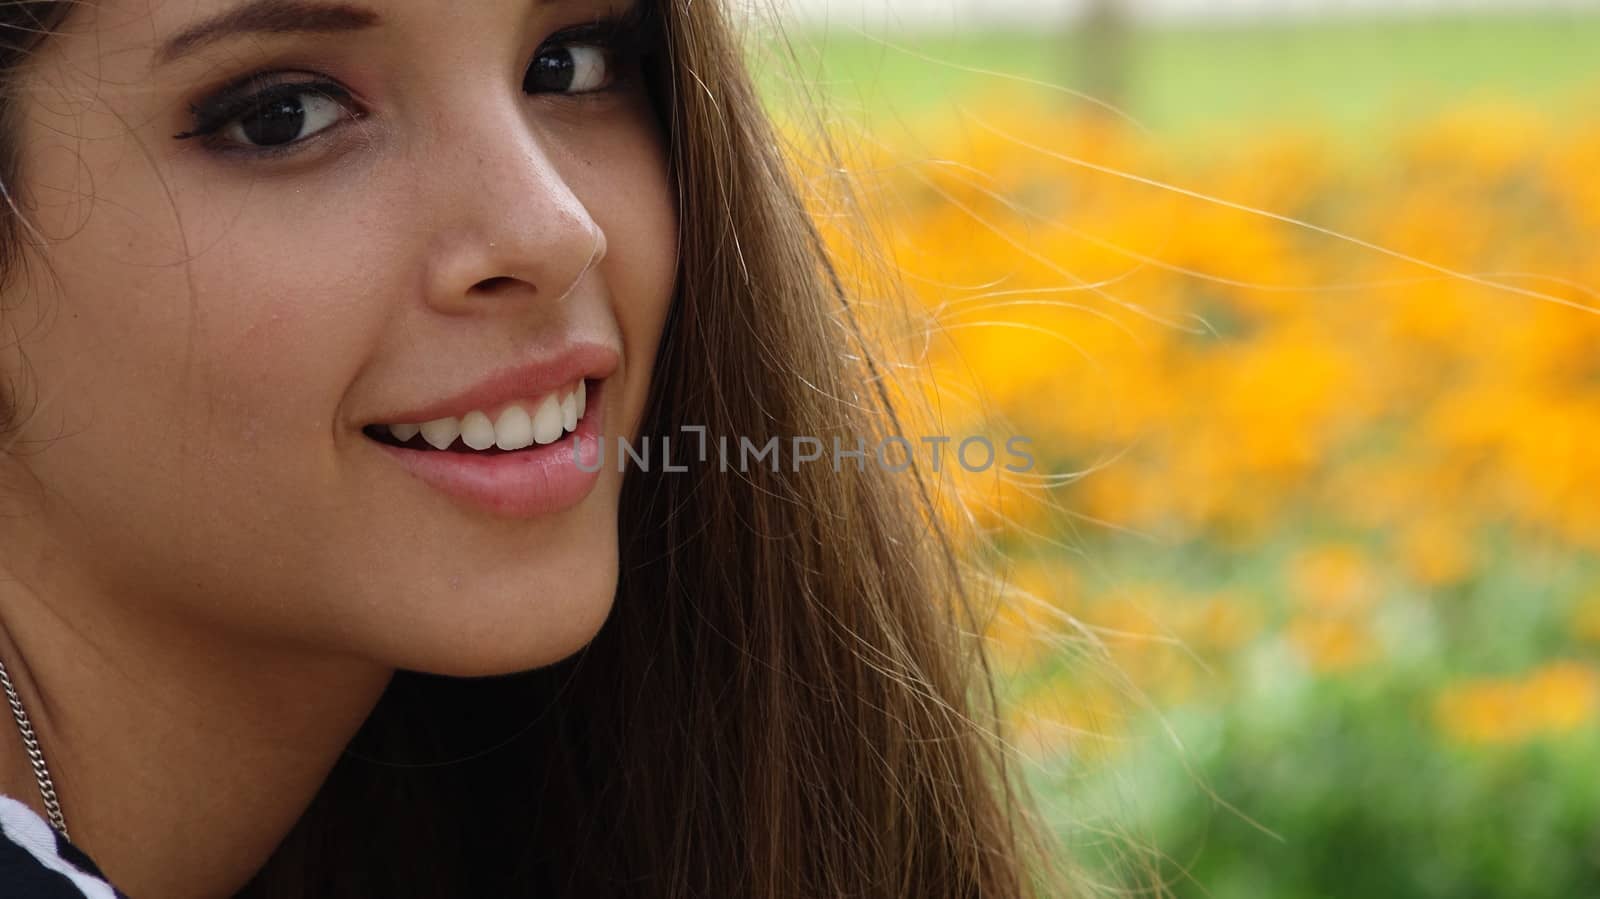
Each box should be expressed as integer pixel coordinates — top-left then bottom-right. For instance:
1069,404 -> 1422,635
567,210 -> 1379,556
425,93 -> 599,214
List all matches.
156,0 -> 383,66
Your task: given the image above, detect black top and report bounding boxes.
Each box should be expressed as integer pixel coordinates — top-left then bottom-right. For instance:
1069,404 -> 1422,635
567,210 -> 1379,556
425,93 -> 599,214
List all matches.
0,795 -> 129,897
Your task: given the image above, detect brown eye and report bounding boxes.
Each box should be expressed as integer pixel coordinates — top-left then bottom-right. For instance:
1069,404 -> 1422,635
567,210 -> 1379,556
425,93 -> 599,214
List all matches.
224,90 -> 348,148
523,45 -> 612,95
174,79 -> 361,158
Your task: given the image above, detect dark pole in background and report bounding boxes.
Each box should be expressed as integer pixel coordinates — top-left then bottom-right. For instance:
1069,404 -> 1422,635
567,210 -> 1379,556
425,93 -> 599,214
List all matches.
1072,0 -> 1133,116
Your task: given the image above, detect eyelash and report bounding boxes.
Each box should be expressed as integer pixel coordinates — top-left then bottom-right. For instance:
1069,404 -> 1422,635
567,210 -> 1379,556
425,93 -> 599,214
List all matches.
171,13 -> 646,161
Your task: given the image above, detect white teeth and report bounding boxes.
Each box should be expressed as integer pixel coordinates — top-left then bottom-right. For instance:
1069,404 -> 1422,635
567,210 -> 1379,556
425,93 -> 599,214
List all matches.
385,382 -> 590,452
420,417 -> 461,451
460,410 -> 496,451
560,390 -> 578,432
494,405 -> 535,451
531,394 -> 564,445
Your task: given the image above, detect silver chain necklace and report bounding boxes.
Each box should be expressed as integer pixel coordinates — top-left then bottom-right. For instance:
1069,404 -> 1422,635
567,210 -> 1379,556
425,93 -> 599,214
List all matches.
0,655 -> 69,839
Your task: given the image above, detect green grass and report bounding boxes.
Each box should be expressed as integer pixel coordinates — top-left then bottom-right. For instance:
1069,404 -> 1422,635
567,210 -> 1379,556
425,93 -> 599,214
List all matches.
755,11 -> 1600,145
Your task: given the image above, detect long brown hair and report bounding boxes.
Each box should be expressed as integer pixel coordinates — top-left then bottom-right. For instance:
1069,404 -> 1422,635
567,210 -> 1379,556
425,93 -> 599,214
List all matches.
0,1 -> 1079,895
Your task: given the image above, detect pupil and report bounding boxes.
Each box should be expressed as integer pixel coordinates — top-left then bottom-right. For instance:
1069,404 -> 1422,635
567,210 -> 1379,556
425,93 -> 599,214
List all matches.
525,51 -> 575,93
243,97 -> 305,147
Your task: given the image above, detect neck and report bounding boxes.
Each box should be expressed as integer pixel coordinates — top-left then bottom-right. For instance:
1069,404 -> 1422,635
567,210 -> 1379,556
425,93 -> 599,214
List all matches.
0,559 -> 392,899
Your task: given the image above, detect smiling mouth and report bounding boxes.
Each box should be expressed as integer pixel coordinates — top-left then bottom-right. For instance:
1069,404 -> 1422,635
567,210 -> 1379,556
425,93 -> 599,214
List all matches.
362,378 -> 594,455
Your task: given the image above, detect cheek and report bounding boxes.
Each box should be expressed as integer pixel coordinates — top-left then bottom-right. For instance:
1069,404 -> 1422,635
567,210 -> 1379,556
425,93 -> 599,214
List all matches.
576,123 -> 679,440
21,117 -> 373,427
44,221 -> 368,462
5,129 -> 378,555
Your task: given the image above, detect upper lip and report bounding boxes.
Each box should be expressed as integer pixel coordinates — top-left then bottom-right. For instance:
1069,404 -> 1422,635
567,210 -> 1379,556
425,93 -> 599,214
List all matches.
366,343 -> 618,426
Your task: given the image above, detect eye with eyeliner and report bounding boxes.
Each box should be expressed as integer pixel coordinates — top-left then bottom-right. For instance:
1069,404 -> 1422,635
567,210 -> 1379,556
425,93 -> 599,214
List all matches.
171,9 -> 649,160
171,75 -> 359,158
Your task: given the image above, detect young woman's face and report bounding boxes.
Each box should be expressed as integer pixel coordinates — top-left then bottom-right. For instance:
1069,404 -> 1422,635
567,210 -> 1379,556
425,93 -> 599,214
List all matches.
1,0 -> 676,673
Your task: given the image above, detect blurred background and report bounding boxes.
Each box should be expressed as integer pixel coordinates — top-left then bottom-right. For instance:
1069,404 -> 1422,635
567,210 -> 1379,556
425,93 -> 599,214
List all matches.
754,1 -> 1600,897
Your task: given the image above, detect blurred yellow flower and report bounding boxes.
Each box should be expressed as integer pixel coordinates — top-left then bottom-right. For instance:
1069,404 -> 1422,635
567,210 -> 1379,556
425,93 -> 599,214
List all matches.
987,557 -> 1082,669
1435,662 -> 1600,746
1395,516 -> 1476,589
1184,590 -> 1264,653
1288,543 -> 1379,614
1287,615 -> 1376,674
1573,592 -> 1600,645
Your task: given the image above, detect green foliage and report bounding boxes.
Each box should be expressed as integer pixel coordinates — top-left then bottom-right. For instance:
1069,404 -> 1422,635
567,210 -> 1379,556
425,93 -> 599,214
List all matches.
1109,675 -> 1600,899
758,12 -> 1600,150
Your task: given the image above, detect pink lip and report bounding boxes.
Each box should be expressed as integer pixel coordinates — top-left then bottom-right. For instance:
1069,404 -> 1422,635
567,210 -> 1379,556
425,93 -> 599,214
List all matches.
367,343 -> 619,426
370,378 -> 608,520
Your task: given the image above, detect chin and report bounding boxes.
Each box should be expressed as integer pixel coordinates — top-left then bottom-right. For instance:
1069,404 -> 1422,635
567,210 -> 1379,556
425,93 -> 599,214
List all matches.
369,543 -> 622,680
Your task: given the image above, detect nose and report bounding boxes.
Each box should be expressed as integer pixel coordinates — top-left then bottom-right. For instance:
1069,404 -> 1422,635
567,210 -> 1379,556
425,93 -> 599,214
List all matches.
418,116 -> 607,317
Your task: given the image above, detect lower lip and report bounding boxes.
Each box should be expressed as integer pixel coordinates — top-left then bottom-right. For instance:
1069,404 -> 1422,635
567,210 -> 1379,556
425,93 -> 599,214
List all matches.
370,380 -> 607,520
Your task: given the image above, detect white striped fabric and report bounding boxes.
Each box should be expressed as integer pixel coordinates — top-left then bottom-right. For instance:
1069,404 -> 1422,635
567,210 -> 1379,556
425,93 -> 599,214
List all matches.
0,795 -> 124,898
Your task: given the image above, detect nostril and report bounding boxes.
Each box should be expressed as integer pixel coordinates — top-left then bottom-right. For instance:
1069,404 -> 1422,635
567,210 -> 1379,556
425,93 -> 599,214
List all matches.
473,276 -> 523,295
